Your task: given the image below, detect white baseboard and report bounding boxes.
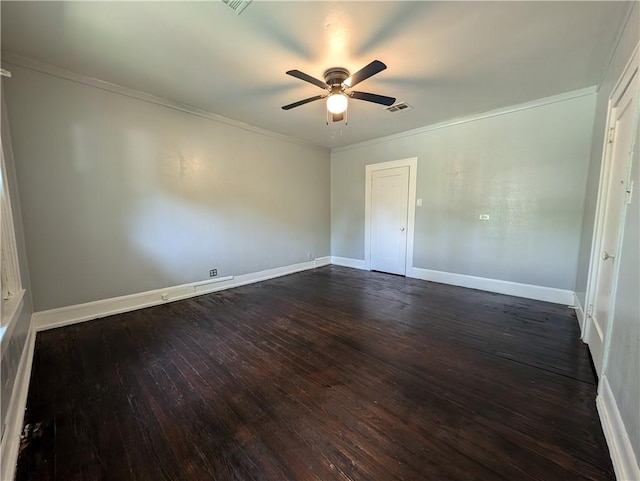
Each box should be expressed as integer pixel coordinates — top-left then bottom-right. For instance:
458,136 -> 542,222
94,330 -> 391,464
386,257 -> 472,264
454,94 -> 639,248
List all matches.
0,327 -> 36,481
573,292 -> 586,336
597,376 -> 640,481
33,258 -> 329,331
328,261 -> 574,305
330,256 -> 367,270
314,256 -> 331,268
409,267 -> 575,305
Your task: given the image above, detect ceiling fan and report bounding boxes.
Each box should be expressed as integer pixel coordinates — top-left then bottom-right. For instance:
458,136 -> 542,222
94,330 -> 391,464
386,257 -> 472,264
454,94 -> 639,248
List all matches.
282,60 -> 396,124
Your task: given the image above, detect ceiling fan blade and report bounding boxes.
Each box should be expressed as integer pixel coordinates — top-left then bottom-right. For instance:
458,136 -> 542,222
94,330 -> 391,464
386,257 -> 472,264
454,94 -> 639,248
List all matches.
349,91 -> 396,106
286,70 -> 329,90
281,95 -> 326,110
343,60 -> 387,88
332,113 -> 344,122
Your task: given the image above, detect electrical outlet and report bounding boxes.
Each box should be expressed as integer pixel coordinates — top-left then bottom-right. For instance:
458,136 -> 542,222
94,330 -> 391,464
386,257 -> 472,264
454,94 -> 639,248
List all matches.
478,214 -> 490,220
209,269 -> 217,277
307,252 -> 313,260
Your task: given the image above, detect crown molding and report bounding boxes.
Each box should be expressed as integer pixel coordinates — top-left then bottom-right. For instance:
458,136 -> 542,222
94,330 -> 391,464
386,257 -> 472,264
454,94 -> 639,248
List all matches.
1,53 -> 328,153
332,85 -> 597,153
1,53 -> 599,156
596,2 -> 638,93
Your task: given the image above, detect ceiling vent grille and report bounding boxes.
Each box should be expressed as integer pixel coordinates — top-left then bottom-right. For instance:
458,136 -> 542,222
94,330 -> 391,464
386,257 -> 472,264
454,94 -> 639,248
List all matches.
221,0 -> 252,14
384,102 -> 413,113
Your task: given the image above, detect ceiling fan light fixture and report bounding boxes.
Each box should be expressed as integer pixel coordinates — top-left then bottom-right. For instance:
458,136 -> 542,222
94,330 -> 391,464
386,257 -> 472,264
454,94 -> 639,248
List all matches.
326,93 -> 348,114
282,60 -> 393,120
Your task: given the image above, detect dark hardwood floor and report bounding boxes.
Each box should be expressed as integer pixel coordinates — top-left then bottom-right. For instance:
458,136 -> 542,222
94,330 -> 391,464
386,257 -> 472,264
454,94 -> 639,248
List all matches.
17,266 -> 614,481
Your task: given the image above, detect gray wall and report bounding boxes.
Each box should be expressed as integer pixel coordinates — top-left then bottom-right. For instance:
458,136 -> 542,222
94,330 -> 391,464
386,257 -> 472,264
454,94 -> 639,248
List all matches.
3,65 -> 331,312
575,2 -> 639,463
0,84 -> 33,441
332,93 -> 596,290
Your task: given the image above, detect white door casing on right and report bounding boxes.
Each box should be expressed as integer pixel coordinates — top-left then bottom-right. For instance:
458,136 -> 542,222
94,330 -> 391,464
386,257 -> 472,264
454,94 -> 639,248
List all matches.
585,66 -> 638,377
370,166 -> 410,275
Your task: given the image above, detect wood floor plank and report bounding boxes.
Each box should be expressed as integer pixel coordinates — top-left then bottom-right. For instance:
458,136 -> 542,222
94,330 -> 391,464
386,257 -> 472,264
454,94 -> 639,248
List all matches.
16,266 -> 614,481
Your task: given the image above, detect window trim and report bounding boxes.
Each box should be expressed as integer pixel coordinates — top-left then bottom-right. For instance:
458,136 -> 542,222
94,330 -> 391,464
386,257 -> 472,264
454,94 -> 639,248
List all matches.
1,123 -> 24,333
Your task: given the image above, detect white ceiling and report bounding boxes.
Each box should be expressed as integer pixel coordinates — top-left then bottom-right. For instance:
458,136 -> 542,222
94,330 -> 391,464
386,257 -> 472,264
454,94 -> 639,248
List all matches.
1,1 -> 632,149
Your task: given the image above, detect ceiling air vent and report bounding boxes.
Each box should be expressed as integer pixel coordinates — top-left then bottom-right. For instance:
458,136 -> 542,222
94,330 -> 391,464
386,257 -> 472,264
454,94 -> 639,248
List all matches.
384,102 -> 413,113
221,0 -> 252,14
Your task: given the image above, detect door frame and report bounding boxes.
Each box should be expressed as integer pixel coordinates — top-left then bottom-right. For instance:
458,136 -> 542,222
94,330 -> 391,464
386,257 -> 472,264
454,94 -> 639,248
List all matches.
364,157 -> 417,274
583,44 -> 639,375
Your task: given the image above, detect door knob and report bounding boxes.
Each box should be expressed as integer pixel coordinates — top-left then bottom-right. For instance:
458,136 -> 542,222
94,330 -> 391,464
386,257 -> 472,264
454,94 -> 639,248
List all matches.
400,227 -> 405,231
602,251 -> 615,261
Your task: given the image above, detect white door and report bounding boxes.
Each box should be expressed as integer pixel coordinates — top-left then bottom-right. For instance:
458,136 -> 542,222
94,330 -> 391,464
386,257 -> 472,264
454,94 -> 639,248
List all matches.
586,70 -> 637,377
370,166 -> 409,275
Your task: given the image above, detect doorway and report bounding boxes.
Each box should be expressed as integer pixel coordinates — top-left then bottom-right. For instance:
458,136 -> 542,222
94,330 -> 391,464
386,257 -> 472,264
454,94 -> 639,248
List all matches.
584,51 -> 638,377
364,157 -> 417,276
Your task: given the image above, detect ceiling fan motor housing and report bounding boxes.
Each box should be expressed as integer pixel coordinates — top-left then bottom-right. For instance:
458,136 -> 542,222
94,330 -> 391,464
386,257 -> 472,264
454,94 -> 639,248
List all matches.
282,60 -> 394,113
323,67 -> 350,88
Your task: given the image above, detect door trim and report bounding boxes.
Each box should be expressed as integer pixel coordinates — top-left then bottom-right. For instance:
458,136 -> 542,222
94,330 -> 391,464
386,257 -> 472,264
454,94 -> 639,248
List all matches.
583,43 -> 639,371
364,157 -> 417,273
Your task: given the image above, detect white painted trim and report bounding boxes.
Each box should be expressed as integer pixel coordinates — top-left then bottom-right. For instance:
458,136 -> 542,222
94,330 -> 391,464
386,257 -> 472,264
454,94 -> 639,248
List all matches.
597,376 -> 640,481
573,292 -> 586,337
33,259 -> 328,331
330,256 -> 366,270
1,54 -> 327,153
596,3 -> 638,93
583,43 -> 639,369
0,288 -> 25,344
0,327 -> 36,481
332,87 -> 597,153
313,256 -> 331,268
33,275 -> 228,331
1,106 -> 24,309
364,157 -> 417,274
610,43 -> 640,107
330,261 -> 575,305
410,267 -> 575,305
585,44 -> 639,343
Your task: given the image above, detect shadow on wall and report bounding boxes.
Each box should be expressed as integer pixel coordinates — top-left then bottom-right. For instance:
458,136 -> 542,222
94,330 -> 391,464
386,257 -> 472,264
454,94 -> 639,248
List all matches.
3,59 -> 329,313
46,118 -> 315,310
